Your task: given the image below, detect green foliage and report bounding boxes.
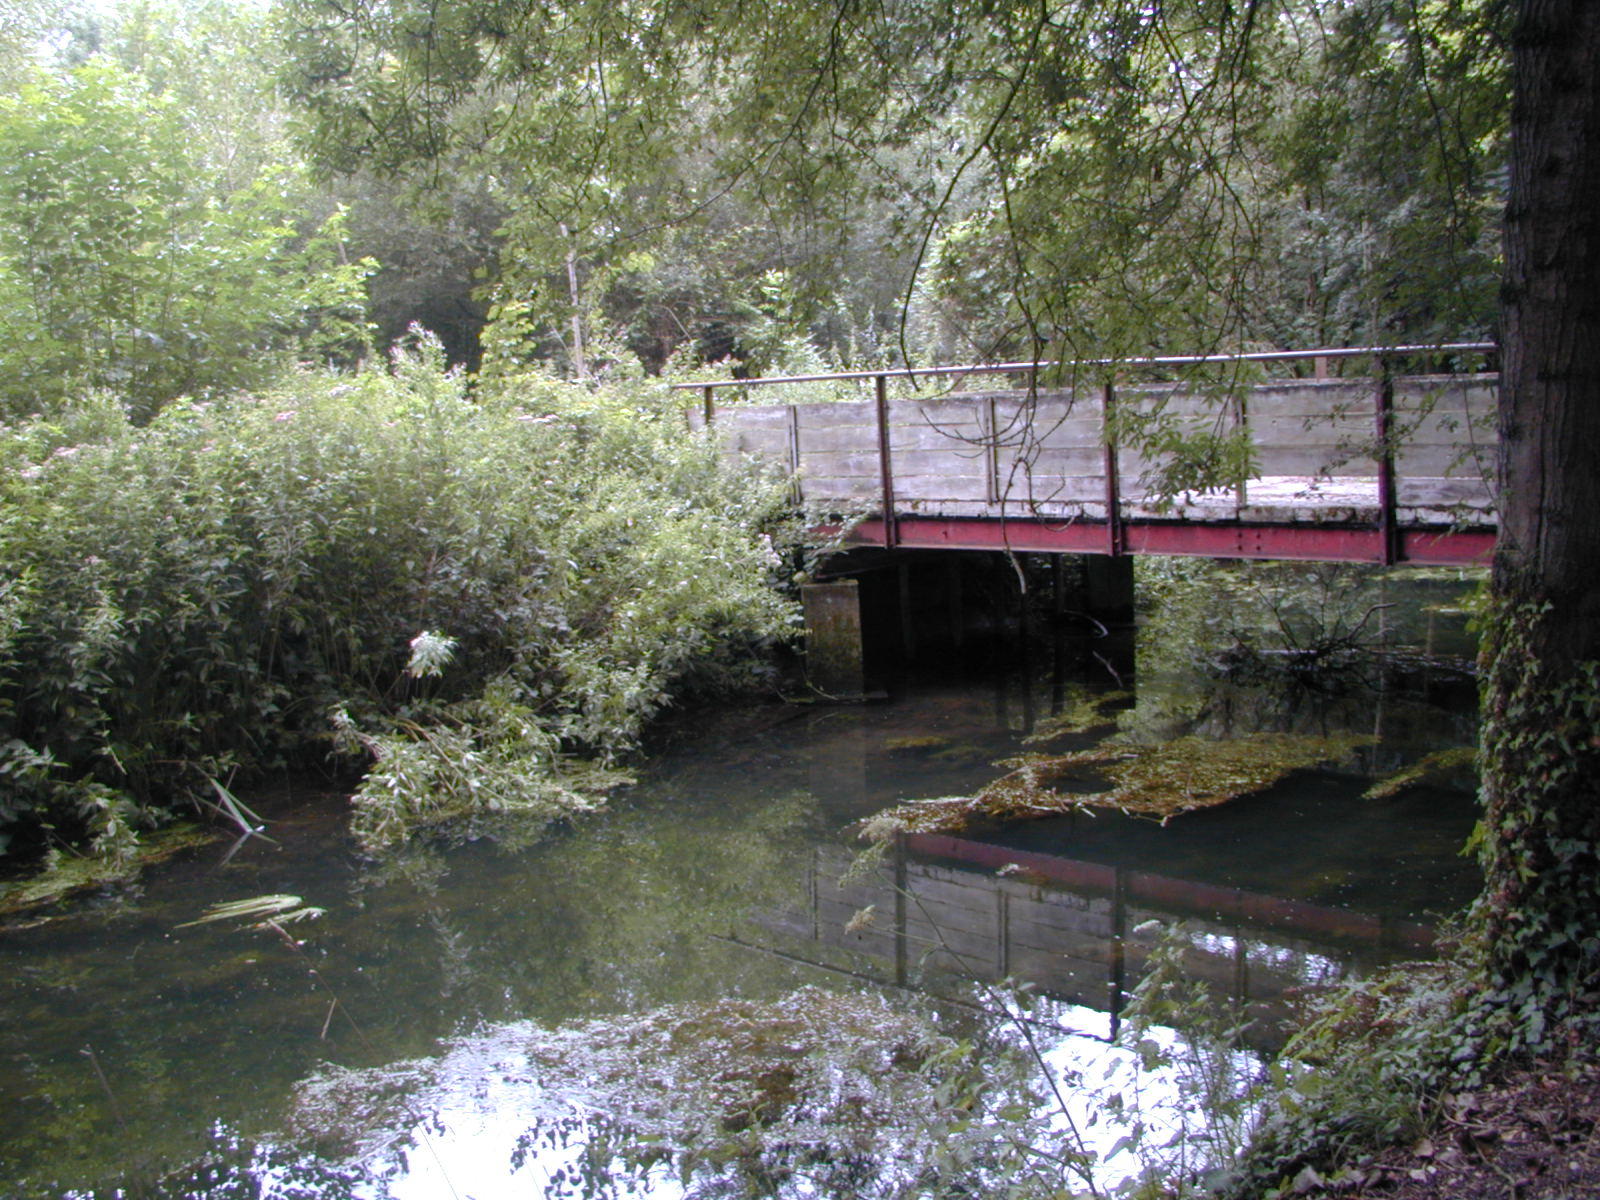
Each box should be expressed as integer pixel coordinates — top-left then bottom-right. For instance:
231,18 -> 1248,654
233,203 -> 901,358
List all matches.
1472,597 -> 1600,1051
1257,0 -> 1508,348
0,56 -> 373,421
0,342 -> 796,857
100,0 -> 298,190
333,685 -> 630,854
1111,392 -> 1260,508
278,0 -> 1508,389
0,1 -> 56,85
1226,956 -> 1478,1196
1364,745 -> 1477,799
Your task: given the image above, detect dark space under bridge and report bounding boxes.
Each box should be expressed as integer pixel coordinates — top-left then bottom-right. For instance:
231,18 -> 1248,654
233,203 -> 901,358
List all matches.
677,343 -> 1498,569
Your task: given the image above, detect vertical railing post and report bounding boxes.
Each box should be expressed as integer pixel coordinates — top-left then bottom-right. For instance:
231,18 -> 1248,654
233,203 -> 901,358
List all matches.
703,384 -> 715,427
875,372 -> 897,547
1235,390 -> 1250,511
1375,359 -> 1398,565
786,405 -> 803,506
1102,381 -> 1124,556
983,395 -> 999,505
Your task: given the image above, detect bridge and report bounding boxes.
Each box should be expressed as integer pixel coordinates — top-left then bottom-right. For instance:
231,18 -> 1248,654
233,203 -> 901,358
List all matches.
679,344 -> 1498,568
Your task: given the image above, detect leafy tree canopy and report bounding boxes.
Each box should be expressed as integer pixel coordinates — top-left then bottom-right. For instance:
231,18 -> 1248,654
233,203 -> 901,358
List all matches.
277,0 -> 1508,371
0,18 -> 372,421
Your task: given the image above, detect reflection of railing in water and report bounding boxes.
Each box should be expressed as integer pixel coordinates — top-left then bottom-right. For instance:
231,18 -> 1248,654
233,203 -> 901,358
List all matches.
753,837 -> 1438,1049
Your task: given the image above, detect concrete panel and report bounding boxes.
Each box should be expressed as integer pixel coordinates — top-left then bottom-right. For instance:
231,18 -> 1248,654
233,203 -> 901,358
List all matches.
801,580 -> 864,698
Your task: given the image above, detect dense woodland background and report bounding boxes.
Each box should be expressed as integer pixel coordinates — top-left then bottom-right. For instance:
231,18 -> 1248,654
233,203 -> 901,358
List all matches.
1,0 -> 1506,410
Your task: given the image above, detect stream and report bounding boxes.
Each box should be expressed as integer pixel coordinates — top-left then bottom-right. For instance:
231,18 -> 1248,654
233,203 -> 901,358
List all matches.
0,565 -> 1484,1198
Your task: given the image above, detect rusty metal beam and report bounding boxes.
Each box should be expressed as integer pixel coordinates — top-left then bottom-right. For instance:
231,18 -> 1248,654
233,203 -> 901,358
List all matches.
846,516 -> 1494,566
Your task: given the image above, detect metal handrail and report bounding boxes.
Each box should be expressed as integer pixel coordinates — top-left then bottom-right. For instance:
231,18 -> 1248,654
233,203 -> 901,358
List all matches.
667,341 -> 1498,393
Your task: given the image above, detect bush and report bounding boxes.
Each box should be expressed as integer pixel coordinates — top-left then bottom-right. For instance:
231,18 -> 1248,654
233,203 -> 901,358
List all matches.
0,339 -> 797,857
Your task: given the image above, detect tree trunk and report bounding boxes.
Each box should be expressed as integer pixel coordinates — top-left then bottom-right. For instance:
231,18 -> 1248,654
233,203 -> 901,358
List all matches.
1476,0 -> 1600,1040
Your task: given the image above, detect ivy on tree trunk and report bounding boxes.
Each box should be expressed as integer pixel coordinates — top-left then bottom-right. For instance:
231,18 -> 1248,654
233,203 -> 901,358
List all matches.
1476,0 -> 1600,1042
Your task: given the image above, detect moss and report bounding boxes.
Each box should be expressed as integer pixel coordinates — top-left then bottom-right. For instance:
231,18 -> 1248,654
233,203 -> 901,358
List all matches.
523,987 -> 946,1138
0,823 -> 219,918
865,732 -> 1375,836
882,734 -> 953,753
1022,689 -> 1135,744
1364,746 -> 1478,799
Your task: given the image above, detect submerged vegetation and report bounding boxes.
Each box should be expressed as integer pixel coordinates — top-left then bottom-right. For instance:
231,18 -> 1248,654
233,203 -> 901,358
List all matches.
0,338 -> 797,866
863,732 -> 1375,837
0,822 -> 218,919
1364,746 -> 1478,800
284,986 -> 1107,1199
1024,688 -> 1135,743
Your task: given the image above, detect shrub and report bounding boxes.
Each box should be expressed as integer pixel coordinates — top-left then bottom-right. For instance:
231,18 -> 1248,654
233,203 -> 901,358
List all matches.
0,339 -> 797,857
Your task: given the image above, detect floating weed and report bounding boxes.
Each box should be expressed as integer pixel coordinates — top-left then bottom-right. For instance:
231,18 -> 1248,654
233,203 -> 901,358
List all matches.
1363,746 -> 1477,799
999,733 -> 1378,820
0,823 -> 218,919
882,734 -> 953,754
1023,688 -> 1136,744
176,893 -> 326,930
864,732 -> 1376,836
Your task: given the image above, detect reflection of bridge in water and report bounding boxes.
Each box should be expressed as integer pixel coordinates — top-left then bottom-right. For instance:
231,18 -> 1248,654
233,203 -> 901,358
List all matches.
746,835 -> 1439,1051
682,345 -> 1497,567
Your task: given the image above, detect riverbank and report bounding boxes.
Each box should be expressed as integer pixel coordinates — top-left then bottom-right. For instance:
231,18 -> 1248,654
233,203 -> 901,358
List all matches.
1296,1051 -> 1600,1199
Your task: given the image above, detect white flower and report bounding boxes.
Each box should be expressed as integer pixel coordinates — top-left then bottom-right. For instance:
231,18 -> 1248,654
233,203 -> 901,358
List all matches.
406,630 -> 458,678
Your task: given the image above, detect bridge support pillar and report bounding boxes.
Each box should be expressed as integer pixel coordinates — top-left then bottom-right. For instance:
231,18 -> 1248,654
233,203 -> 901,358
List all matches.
1084,554 -> 1136,624
802,580 -> 865,699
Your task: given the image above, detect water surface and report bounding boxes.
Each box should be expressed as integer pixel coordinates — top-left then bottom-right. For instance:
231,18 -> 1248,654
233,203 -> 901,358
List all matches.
0,567 -> 1484,1196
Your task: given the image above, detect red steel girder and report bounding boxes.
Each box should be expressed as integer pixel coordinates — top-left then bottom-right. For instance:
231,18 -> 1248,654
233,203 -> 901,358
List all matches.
848,516 -> 1493,566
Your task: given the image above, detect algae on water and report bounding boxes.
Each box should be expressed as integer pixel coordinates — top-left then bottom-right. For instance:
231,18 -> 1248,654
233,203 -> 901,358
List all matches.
1022,688 -> 1134,744
287,986 -> 1066,1198
0,823 -> 219,919
1363,745 -> 1477,799
864,732 -> 1376,836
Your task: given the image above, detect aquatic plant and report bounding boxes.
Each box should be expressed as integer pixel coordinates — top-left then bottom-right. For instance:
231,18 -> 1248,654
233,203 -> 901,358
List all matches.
864,732 -> 1375,836
0,824 -> 217,919
175,893 -> 326,930
1364,745 -> 1478,799
287,986 -> 1099,1199
1022,687 -> 1135,744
